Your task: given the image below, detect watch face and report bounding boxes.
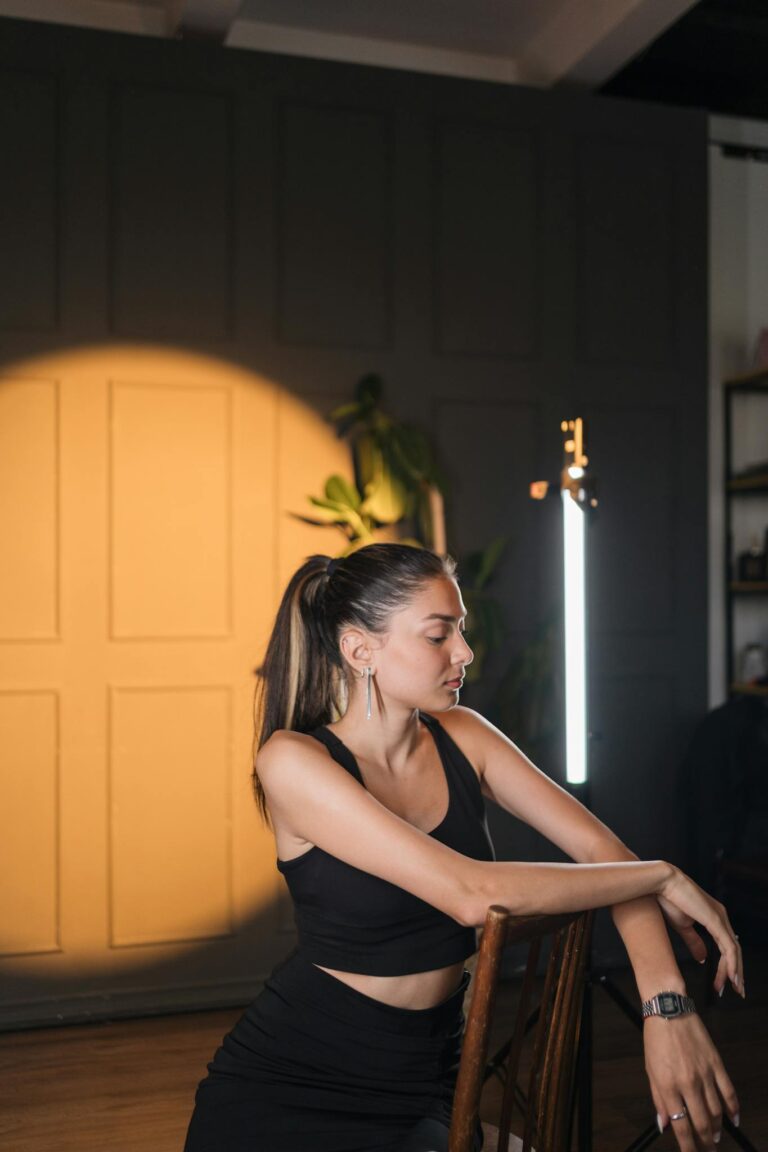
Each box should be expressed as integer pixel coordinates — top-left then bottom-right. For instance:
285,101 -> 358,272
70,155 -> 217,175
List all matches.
659,993 -> 681,1015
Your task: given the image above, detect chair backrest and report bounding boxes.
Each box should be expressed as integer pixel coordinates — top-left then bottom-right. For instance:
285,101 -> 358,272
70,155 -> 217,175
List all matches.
449,905 -> 594,1152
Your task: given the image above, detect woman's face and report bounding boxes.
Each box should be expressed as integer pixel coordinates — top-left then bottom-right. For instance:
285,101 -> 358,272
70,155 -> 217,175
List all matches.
370,576 -> 474,714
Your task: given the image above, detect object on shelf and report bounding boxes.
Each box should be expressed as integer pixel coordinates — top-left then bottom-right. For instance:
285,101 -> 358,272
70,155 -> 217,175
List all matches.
722,374 -> 768,696
739,643 -> 768,684
737,535 -> 767,581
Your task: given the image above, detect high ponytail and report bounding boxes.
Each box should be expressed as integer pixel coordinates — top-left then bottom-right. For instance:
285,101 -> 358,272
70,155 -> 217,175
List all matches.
252,555 -> 339,824
252,543 -> 456,824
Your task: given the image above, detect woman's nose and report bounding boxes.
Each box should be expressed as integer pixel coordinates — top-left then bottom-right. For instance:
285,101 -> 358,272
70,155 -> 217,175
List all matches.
454,633 -> 473,665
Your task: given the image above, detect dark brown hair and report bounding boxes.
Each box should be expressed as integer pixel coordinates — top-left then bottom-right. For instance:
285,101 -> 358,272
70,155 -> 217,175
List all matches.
252,543 -> 456,823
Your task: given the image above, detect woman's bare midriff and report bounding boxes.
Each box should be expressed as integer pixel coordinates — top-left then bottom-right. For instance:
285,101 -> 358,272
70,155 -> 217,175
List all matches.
312,960 -> 466,1010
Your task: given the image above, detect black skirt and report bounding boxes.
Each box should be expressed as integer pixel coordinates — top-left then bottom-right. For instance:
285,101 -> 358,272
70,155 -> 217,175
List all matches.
183,949 -> 484,1152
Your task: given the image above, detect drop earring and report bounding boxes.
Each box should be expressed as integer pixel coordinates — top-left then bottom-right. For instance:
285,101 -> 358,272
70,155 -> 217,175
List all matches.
365,666 -> 373,720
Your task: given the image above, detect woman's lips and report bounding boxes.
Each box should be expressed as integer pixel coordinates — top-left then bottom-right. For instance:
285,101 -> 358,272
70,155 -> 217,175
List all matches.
445,677 -> 464,688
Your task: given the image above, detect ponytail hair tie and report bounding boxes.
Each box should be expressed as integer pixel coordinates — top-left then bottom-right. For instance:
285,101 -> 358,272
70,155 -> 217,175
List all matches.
326,557 -> 339,577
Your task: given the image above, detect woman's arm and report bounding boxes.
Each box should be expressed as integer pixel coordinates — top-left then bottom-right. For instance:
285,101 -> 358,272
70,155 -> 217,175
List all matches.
442,707 -> 742,989
443,707 -> 743,1148
257,728 -> 738,978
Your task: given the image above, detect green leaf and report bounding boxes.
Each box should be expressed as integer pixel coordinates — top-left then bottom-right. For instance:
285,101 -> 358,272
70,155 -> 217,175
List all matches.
303,502 -> 352,525
355,432 -> 381,491
360,469 -> 409,524
308,495 -> 349,513
328,401 -> 361,423
325,474 -> 361,509
304,495 -> 369,538
289,512 -> 351,535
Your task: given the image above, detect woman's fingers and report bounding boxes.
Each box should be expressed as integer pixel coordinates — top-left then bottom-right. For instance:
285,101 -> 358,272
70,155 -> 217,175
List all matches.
713,1056 -> 741,1132
650,1057 -> 740,1151
702,1075 -> 724,1143
657,1099 -> 697,1152
650,1085 -> 673,1146
679,923 -> 708,964
702,907 -> 740,993
733,932 -> 745,998
719,909 -> 743,993
714,951 -> 729,997
710,914 -> 744,998
651,1080 -> 693,1152
687,1086 -> 721,1151
657,1089 -> 717,1152
661,873 -> 743,997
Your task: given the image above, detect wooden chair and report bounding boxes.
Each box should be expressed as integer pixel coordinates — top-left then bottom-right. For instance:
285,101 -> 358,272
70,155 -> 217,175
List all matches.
449,906 -> 594,1152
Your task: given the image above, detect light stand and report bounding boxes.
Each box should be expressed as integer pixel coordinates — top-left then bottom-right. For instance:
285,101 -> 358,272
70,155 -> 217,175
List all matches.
529,420 -> 758,1152
532,418 -> 597,1149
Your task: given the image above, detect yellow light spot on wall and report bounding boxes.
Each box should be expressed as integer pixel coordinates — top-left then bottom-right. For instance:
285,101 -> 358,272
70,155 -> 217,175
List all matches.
0,345 -> 352,990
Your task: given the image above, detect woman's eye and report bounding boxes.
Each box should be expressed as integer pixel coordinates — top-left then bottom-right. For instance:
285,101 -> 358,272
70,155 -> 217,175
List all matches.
427,635 -> 447,645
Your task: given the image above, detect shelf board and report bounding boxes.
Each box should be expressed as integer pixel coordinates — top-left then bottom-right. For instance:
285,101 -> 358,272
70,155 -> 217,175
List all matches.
727,474 -> 768,492
723,368 -> 768,389
730,581 -> 768,593
730,682 -> 768,696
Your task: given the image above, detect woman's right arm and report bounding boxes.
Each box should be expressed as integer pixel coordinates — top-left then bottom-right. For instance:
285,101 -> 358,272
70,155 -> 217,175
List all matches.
257,731 -> 737,987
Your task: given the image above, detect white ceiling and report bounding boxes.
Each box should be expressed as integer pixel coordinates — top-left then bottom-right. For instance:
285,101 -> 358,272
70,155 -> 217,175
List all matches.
0,0 -> 700,88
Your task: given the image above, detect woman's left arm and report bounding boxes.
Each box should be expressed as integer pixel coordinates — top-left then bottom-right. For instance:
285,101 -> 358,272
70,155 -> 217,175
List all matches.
446,708 -> 743,1149
587,839 -> 741,1144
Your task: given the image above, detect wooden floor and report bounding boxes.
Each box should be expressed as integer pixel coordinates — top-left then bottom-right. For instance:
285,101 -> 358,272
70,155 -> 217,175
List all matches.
0,944 -> 765,1152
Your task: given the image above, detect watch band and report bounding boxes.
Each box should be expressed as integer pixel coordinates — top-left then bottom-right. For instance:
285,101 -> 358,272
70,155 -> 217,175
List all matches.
641,991 -> 697,1020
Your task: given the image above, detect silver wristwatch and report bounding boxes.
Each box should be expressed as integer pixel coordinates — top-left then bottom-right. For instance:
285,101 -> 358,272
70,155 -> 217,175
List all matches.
641,991 -> 697,1020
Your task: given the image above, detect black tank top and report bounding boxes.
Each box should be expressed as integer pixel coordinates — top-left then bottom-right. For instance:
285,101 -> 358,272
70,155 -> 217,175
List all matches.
275,711 -> 496,975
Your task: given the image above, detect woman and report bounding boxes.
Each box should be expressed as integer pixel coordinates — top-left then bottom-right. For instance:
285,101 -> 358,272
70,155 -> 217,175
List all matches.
184,544 -> 742,1152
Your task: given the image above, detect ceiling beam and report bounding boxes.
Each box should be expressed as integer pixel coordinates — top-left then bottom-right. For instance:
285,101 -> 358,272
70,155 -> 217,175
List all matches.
227,19 -> 521,85
164,0 -> 242,41
0,0 -> 165,36
514,0 -> 700,88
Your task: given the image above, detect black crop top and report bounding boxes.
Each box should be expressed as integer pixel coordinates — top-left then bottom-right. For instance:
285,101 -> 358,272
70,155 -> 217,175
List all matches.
275,711 -> 496,976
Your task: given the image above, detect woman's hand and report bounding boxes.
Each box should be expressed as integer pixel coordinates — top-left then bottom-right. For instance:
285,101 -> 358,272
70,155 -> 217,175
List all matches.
658,867 -> 744,998
644,1014 -> 740,1151
655,893 -> 708,959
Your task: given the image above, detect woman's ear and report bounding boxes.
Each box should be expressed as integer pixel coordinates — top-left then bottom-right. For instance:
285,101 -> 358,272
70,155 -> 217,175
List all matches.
338,627 -> 373,674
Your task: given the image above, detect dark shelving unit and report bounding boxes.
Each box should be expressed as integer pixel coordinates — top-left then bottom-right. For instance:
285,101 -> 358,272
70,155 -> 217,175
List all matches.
723,369 -> 768,696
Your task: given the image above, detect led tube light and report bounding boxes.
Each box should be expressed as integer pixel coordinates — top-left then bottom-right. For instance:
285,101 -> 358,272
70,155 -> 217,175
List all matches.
562,485 -> 587,785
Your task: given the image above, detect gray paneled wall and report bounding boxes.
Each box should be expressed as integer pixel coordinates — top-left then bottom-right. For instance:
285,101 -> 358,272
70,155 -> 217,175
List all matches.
0,16 -> 707,999
112,85 -> 235,339
0,68 -> 59,329
278,102 -> 394,347
436,124 -> 538,358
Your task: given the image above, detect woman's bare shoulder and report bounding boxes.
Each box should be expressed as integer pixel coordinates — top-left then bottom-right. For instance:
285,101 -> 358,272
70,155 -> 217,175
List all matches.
432,705 -> 529,776
428,705 -> 498,775
432,705 -> 499,741
257,727 -> 330,777
256,729 -> 342,846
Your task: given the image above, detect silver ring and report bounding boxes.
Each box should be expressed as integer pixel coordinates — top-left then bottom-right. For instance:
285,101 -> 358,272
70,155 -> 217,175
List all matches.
670,1110 -> 688,1122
